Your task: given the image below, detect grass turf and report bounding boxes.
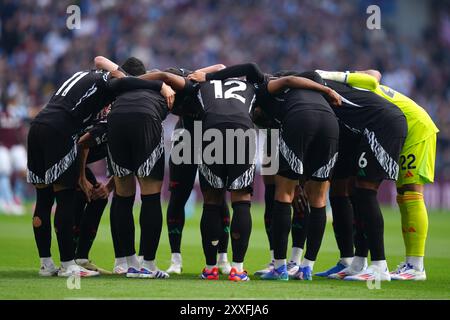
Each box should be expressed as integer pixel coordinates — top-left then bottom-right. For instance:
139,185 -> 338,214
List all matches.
0,203 -> 449,300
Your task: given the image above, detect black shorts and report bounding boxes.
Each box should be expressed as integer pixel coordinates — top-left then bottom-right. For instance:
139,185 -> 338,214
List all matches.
107,113 -> 164,180
27,123 -> 79,187
278,109 -> 339,181
169,117 -> 198,192
334,116 -> 407,181
199,123 -> 256,192
86,144 -> 107,164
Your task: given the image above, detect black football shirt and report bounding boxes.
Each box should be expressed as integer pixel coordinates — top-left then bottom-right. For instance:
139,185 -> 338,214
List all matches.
196,79 -> 257,129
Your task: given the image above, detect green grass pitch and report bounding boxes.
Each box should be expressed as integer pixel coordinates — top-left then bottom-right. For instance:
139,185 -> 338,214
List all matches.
0,203 -> 449,300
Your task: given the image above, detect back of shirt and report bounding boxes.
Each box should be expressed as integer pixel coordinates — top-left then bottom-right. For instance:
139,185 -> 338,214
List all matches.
345,72 -> 439,144
278,87 -> 334,118
254,74 -> 333,123
376,85 -> 439,145
326,80 -> 405,132
33,70 -> 113,135
197,79 -> 257,129
110,88 -> 168,122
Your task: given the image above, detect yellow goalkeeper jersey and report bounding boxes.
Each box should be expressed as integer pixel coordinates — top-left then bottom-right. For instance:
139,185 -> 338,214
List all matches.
346,73 -> 439,148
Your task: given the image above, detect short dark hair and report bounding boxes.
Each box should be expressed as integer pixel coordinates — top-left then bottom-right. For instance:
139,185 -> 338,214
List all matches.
121,57 -> 146,76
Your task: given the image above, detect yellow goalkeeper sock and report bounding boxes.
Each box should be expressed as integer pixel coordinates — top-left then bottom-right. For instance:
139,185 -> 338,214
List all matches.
397,191 -> 428,257
396,194 -> 409,253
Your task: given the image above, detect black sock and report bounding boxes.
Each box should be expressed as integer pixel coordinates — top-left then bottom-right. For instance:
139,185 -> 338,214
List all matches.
54,189 -> 76,262
110,196 -> 124,258
264,184 -> 275,251
353,188 -> 385,261
32,187 -> 55,258
111,194 -> 135,257
139,193 -> 163,261
271,201 -> 291,260
351,195 -> 368,257
304,206 -> 327,262
330,196 -> 354,258
72,190 -> 87,253
166,188 -> 190,254
218,200 -> 230,254
200,203 -> 222,266
230,201 -> 252,263
75,198 -> 107,259
291,201 -> 310,249
350,195 -> 368,257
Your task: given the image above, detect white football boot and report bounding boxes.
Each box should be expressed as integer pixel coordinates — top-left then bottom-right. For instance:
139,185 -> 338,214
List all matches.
254,261 -> 275,276
390,262 -> 426,281
287,260 -> 300,276
139,267 -> 170,279
58,264 -> 100,277
113,258 -> 128,275
166,253 -> 182,275
38,263 -> 59,277
344,265 -> 391,281
328,260 -> 368,280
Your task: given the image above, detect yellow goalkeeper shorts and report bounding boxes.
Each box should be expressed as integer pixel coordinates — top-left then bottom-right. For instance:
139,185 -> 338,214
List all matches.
396,134 -> 437,187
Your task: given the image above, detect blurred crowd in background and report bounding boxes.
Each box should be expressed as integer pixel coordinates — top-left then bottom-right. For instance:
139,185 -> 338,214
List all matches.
1,0 -> 450,213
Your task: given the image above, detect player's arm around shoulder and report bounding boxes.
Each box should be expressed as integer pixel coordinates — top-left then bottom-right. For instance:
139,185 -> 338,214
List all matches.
139,71 -> 186,91
267,75 -> 342,107
94,56 -> 119,72
347,70 -> 380,90
195,64 -> 226,73
188,62 -> 264,84
315,69 -> 380,91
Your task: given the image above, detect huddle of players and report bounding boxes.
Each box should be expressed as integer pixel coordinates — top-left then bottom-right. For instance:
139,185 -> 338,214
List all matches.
27,55 -> 437,282
250,69 -> 438,282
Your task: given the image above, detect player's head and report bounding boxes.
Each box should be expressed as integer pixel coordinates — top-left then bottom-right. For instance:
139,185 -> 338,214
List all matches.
121,57 -> 146,76
251,105 -> 278,129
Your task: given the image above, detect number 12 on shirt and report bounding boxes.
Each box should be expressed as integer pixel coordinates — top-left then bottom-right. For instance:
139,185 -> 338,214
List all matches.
210,80 -> 247,104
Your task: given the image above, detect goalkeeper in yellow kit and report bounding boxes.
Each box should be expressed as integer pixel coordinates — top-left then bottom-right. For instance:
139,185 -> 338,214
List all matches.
316,69 -> 438,280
